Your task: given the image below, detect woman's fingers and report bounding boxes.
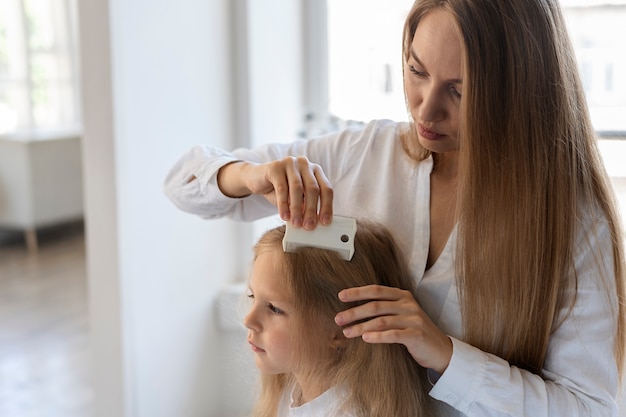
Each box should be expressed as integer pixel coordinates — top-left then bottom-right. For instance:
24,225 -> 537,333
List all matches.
360,325 -> 453,374
263,156 -> 333,229
313,164 -> 334,225
335,299 -> 419,333
340,309 -> 420,337
243,156 -> 333,229
335,284 -> 453,373
338,284 -> 408,304
262,161 -> 292,222
290,157 -> 320,229
335,286 -> 417,330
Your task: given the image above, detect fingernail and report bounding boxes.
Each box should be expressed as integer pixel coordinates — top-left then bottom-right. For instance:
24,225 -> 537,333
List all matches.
293,217 -> 302,227
335,314 -> 344,325
322,215 -> 331,225
338,291 -> 347,301
342,327 -> 352,337
304,219 -> 315,230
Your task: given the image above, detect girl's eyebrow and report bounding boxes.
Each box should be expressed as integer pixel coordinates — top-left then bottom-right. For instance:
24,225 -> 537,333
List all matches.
409,47 -> 463,85
247,285 -> 293,305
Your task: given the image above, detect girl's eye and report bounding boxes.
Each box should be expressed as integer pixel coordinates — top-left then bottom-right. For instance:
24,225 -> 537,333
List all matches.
267,303 -> 284,315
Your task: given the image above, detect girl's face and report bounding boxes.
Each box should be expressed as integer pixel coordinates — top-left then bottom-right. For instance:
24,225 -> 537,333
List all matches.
404,9 -> 463,154
244,249 -> 332,376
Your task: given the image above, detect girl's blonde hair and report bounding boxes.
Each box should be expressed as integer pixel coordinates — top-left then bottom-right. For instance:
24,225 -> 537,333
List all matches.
401,0 -> 625,375
251,220 -> 434,417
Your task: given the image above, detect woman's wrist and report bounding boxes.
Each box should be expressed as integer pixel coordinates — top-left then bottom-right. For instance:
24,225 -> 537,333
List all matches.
217,161 -> 251,198
432,335 -> 453,375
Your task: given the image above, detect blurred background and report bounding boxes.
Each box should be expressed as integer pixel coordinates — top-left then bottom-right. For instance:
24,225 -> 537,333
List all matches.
0,0 -> 625,416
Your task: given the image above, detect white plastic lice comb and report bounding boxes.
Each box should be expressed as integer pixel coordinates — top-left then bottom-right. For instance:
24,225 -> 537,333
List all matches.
282,216 -> 357,261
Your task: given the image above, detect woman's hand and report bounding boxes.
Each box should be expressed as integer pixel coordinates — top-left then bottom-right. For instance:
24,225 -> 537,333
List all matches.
217,157 -> 333,230
335,285 -> 453,374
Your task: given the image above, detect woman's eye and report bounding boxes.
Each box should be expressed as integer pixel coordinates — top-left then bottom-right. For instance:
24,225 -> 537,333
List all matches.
449,85 -> 462,99
408,65 -> 426,77
267,303 -> 284,315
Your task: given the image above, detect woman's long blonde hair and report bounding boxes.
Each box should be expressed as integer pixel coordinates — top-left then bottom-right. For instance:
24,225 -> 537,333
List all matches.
402,0 -> 625,375
250,220 -> 434,417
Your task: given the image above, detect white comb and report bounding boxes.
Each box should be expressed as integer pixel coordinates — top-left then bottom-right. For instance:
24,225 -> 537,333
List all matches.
282,216 -> 357,261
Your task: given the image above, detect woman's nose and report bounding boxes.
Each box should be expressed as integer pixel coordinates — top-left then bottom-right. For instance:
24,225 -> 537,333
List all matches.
417,88 -> 445,123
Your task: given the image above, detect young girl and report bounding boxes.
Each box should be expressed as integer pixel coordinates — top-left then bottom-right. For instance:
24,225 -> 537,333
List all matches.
244,220 -> 434,417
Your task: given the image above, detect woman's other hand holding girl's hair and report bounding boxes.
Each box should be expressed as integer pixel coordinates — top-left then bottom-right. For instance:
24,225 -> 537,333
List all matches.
336,284 -> 453,375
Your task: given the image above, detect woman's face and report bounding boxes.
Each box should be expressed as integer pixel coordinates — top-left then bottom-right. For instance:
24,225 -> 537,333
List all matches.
404,9 -> 463,154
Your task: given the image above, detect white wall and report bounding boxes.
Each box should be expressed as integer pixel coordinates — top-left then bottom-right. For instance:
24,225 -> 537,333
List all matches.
78,0 -> 305,416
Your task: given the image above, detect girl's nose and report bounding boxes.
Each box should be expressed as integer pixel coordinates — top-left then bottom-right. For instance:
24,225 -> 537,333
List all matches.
243,309 -> 259,332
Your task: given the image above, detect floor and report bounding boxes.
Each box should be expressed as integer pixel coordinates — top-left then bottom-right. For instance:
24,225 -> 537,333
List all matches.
0,181 -> 625,417
0,223 -> 93,417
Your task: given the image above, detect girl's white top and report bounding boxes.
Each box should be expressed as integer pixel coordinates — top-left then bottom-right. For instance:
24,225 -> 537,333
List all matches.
277,386 -> 355,417
164,119 -> 621,417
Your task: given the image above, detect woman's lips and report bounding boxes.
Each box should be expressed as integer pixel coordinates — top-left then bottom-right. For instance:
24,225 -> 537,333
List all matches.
418,123 -> 444,141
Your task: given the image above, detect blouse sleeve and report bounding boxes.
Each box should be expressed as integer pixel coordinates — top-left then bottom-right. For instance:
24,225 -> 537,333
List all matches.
162,120 -> 390,221
429,212 -> 621,417
162,143 -> 277,221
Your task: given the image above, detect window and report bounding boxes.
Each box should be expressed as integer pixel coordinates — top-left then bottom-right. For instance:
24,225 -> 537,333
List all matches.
326,0 -> 408,125
322,0 -> 626,135
563,1 -> 626,134
0,0 -> 80,137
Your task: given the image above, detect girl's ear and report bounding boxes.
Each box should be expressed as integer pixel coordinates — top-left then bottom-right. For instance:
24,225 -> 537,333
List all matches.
329,327 -> 347,350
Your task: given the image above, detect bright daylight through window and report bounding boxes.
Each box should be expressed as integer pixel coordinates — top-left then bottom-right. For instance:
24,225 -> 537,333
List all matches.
327,0 -> 626,135
0,0 -> 80,137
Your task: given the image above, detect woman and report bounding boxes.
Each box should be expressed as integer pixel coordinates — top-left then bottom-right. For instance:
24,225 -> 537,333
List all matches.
164,0 -> 625,415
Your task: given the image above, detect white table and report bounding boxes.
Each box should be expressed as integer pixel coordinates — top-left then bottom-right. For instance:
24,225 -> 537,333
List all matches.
0,132 -> 84,252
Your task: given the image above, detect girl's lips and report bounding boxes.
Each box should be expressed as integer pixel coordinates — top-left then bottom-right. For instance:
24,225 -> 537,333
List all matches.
418,123 -> 444,141
248,340 -> 265,353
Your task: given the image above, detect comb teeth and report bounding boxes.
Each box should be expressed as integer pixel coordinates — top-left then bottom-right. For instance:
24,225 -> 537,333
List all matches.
282,216 -> 357,261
